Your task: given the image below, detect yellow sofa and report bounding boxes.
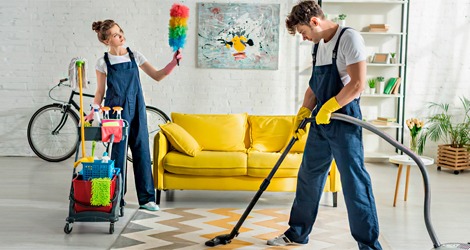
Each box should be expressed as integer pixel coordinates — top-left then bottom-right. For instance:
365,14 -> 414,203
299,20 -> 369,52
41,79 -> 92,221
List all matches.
153,113 -> 341,206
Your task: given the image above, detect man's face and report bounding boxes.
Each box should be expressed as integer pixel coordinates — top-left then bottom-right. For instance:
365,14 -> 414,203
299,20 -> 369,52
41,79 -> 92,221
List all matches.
296,17 -> 321,43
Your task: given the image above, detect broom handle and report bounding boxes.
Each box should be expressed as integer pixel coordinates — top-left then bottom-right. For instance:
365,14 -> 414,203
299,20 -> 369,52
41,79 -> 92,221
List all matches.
77,61 -> 86,158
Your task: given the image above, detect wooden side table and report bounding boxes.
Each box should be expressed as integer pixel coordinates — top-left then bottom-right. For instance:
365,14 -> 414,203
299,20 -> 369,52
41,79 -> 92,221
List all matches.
389,155 -> 434,207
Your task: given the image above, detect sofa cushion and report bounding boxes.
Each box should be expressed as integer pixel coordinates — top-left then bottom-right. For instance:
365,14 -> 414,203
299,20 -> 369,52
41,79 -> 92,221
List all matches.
164,150 -> 247,176
172,113 -> 247,152
247,151 -> 302,177
248,115 -> 293,152
159,123 -> 202,157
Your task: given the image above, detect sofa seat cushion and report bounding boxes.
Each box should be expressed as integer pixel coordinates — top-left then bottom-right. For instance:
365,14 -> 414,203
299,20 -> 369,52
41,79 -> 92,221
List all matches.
164,150 -> 247,176
247,151 -> 302,178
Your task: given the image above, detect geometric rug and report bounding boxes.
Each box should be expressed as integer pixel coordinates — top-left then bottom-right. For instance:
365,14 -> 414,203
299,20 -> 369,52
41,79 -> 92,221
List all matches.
111,208 -> 390,250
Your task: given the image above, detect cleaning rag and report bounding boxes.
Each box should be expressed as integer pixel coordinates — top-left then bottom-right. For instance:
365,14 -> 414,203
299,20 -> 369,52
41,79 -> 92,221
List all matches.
90,177 -> 112,206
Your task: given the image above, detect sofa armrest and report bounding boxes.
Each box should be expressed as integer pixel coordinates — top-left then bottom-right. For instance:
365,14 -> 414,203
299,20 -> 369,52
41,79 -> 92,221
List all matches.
153,131 -> 169,190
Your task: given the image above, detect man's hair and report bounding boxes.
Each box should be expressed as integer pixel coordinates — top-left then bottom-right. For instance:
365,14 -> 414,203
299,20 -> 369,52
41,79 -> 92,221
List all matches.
286,1 -> 325,35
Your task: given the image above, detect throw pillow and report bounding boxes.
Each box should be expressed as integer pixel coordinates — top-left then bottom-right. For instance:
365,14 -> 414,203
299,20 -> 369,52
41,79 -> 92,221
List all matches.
159,123 -> 202,157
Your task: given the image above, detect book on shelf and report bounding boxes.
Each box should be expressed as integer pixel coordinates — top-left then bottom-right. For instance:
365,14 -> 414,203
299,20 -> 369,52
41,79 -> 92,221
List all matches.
370,119 -> 395,126
391,77 -> 401,94
377,116 -> 397,122
369,24 -> 389,32
384,77 -> 400,94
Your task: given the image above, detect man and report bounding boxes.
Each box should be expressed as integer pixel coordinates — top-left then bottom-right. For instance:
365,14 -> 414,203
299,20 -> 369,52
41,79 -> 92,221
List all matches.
267,1 -> 382,249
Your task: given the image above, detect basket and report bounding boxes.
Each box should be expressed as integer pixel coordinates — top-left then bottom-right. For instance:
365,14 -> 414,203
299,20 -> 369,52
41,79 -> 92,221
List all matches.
81,160 -> 115,180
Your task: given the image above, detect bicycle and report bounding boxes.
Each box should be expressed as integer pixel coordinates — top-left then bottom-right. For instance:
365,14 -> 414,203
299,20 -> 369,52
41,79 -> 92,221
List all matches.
27,78 -> 170,162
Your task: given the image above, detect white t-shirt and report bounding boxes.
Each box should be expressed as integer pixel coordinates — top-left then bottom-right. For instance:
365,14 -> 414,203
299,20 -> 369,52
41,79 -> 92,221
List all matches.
313,26 -> 366,86
95,50 -> 147,74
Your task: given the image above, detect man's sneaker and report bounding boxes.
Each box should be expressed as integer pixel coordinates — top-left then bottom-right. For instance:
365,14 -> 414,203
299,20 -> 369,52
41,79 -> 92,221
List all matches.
139,202 -> 160,211
267,234 -> 296,246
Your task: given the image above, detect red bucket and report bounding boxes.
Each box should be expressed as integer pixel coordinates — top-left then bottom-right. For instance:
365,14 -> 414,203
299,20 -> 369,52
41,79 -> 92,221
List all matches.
72,175 -> 116,213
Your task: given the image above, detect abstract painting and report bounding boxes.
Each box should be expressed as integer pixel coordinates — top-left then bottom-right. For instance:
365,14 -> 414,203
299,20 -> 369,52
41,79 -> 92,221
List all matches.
197,3 -> 280,70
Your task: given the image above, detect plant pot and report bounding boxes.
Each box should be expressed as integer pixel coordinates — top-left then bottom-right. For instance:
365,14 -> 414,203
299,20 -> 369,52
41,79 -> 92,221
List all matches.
340,20 -> 346,26
369,88 -> 376,94
390,58 -> 397,64
437,144 -> 470,174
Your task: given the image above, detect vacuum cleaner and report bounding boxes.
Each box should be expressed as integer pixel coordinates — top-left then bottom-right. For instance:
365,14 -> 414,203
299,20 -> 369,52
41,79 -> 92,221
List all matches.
205,113 -> 469,249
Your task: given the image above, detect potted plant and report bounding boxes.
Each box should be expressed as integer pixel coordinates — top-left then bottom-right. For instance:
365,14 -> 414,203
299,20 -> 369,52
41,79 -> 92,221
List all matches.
338,14 -> 347,26
390,52 -> 397,64
367,78 -> 376,94
376,76 -> 385,94
417,97 -> 470,174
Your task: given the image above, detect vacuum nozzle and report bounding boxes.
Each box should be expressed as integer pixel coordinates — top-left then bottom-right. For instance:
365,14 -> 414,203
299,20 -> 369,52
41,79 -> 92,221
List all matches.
205,234 -> 233,247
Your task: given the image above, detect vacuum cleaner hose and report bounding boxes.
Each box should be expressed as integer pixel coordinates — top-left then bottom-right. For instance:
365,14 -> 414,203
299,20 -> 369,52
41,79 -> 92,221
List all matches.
326,113 -> 441,248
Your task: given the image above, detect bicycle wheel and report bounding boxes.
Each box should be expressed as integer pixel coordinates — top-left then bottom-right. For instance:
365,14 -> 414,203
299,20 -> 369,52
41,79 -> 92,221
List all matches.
127,106 -> 170,163
27,104 -> 79,162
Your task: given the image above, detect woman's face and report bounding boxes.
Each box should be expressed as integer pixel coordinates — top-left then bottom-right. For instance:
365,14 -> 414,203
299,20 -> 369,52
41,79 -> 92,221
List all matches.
105,25 -> 125,46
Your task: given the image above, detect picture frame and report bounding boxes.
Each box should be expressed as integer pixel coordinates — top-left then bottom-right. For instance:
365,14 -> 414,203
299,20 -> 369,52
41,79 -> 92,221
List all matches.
371,53 -> 390,64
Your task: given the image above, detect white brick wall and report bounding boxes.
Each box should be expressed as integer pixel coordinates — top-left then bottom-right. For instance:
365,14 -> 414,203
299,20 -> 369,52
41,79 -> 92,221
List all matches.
1,0 -> 469,157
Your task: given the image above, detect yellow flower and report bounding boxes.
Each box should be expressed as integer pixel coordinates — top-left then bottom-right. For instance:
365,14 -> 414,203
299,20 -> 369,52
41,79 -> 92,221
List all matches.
406,118 -> 424,137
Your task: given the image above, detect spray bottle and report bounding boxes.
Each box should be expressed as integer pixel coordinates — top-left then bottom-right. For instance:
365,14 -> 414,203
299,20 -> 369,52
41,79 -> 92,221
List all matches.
101,152 -> 110,164
91,104 -> 101,127
101,106 -> 111,119
112,106 -> 123,119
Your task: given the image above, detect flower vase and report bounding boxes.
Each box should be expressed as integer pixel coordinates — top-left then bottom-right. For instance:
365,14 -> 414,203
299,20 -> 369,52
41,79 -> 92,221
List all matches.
409,135 -> 419,159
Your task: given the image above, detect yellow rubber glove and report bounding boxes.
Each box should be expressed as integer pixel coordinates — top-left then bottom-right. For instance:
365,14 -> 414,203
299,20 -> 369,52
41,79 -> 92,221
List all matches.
292,106 -> 312,139
316,97 -> 342,124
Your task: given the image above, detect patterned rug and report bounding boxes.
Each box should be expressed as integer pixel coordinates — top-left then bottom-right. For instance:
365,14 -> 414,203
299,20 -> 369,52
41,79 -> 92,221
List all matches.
111,207 -> 389,250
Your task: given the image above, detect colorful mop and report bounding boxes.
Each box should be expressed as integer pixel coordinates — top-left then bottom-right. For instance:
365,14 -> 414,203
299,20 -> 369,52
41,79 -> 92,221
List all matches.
169,3 -> 189,65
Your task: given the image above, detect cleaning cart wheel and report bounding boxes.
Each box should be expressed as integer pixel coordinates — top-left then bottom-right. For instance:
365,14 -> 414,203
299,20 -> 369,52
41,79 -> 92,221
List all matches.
437,166 -> 441,171
109,223 -> 115,234
120,206 -> 124,217
454,170 -> 460,175
64,223 -> 73,234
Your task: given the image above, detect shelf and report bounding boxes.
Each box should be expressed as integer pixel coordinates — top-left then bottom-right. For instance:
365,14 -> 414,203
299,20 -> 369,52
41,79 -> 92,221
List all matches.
361,94 -> 402,98
366,121 -> 402,128
367,63 -> 404,67
360,32 -> 405,36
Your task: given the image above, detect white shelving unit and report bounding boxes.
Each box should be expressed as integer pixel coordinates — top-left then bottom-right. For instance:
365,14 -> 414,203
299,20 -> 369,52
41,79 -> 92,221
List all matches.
295,0 -> 409,161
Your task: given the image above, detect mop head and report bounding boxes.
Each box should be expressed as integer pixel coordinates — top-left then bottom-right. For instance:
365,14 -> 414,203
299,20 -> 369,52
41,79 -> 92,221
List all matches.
68,57 -> 88,89
90,177 -> 111,206
169,3 -> 189,51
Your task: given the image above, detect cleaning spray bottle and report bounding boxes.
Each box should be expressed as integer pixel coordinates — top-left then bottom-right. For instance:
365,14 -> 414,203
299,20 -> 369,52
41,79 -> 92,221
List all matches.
112,106 -> 123,120
91,104 -> 101,127
101,152 -> 110,164
101,106 -> 111,119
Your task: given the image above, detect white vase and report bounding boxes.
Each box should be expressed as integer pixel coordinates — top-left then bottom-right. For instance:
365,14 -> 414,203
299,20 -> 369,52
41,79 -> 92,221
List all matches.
379,81 -> 385,94
340,20 -> 346,26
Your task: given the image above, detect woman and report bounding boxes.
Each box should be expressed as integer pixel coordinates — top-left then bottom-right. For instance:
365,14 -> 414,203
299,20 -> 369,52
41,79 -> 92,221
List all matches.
88,19 -> 181,211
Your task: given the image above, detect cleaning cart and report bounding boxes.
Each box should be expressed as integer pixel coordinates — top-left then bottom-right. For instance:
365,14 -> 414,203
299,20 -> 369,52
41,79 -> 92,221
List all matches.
64,59 -> 129,234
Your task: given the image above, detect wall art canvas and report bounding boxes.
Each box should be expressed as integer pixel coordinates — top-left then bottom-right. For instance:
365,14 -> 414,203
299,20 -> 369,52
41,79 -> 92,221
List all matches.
197,3 -> 280,70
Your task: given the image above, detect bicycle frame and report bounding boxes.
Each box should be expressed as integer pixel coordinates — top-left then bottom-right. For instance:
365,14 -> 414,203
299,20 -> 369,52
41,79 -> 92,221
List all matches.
52,88 -> 95,135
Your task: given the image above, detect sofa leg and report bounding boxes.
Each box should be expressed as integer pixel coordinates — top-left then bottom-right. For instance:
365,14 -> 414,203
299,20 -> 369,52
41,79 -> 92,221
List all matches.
165,190 -> 175,202
332,192 -> 338,207
156,190 -> 161,205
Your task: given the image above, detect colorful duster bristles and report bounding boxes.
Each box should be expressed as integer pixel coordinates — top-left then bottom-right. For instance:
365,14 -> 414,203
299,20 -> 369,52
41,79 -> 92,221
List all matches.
169,3 -> 189,52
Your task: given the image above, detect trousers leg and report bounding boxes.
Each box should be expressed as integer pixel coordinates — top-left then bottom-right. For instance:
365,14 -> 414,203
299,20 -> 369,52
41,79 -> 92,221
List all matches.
129,115 -> 156,205
329,122 -> 382,250
285,126 -> 333,244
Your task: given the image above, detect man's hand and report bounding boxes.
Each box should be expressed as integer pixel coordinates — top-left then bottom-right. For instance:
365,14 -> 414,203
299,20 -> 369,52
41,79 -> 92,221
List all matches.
316,97 -> 342,124
293,106 -> 312,139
